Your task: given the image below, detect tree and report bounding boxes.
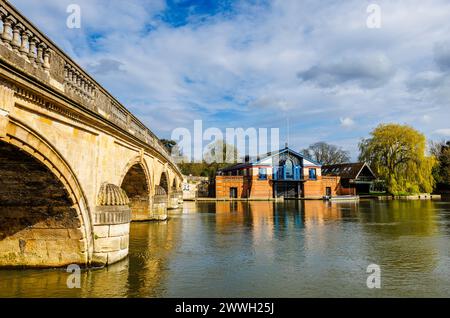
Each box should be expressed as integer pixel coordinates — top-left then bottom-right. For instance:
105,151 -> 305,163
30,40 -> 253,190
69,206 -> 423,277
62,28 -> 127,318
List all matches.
301,142 -> 351,165
178,140 -> 239,177
359,124 -> 436,195
429,140 -> 450,190
160,139 -> 177,153
203,140 -> 239,164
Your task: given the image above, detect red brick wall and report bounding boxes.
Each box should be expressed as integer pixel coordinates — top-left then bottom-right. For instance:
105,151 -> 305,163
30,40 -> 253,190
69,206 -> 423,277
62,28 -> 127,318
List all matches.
303,176 -> 340,198
216,176 -> 246,198
248,178 -> 272,198
217,175 -> 342,199
216,175 -> 272,199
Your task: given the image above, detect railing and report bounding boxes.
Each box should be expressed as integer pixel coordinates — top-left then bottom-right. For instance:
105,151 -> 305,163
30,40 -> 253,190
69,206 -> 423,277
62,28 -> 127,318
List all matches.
354,176 -> 375,182
0,0 -> 179,175
0,5 -> 51,73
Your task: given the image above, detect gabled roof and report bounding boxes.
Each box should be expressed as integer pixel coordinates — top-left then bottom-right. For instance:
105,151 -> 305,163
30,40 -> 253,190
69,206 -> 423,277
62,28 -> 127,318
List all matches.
321,162 -> 376,179
219,147 -> 321,172
253,147 -> 322,166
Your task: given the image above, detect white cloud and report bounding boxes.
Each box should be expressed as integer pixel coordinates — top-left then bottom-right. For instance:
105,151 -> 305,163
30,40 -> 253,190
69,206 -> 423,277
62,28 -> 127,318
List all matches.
340,117 -> 355,128
8,0 -> 450,157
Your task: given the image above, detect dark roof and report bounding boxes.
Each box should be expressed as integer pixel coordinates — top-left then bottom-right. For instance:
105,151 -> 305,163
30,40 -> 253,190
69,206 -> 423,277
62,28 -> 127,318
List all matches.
219,162 -> 252,172
322,162 -> 375,179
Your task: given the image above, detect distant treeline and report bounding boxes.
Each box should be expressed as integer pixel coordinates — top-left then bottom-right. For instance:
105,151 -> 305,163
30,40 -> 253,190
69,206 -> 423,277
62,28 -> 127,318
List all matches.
161,123 -> 450,195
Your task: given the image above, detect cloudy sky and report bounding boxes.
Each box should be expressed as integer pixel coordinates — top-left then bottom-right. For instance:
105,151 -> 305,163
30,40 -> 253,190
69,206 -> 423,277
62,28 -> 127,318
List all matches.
9,0 -> 450,159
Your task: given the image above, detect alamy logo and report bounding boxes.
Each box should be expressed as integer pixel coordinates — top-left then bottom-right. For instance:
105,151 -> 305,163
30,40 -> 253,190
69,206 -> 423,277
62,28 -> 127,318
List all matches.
366,4 -> 381,29
366,264 -> 381,289
66,4 -> 81,29
66,264 -> 81,289
171,120 -> 280,164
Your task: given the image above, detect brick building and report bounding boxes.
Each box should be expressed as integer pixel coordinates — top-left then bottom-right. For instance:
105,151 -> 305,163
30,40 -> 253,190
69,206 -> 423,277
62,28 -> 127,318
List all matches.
321,162 -> 377,195
215,147 -> 341,199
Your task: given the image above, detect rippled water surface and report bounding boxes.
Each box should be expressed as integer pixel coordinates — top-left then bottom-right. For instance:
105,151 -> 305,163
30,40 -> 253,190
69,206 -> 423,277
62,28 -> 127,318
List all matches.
1,199 -> 450,297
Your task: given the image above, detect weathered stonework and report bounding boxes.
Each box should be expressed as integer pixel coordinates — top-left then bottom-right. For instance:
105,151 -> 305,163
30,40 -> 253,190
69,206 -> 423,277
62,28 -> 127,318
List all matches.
0,79 -> 13,137
0,142 -> 87,267
0,1 -> 183,268
151,186 -> 168,220
92,184 -> 131,266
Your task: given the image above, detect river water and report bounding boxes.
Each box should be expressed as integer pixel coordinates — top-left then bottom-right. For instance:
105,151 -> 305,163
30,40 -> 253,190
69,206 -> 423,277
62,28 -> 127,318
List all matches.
1,199 -> 450,298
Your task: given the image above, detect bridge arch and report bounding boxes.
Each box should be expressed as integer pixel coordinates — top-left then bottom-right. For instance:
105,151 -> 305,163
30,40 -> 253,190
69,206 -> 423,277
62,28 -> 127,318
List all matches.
0,119 -> 92,267
172,178 -> 177,191
120,157 -> 152,221
159,171 -> 169,194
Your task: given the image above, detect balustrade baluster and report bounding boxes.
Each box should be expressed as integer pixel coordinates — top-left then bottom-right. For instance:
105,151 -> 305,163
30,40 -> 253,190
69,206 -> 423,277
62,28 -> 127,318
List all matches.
20,30 -> 31,56
43,48 -> 51,70
28,36 -> 37,64
36,42 -> 45,66
11,22 -> 23,52
0,7 -> 7,46
1,15 -> 14,47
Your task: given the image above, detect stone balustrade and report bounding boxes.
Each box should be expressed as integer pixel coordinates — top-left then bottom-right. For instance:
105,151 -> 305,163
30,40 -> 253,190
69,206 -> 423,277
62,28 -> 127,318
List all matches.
64,62 -> 96,102
0,5 -> 51,72
0,1 -> 178,173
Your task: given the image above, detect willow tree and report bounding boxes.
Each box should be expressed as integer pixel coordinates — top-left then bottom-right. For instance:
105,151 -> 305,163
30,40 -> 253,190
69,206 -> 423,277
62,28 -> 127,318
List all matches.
359,124 -> 436,195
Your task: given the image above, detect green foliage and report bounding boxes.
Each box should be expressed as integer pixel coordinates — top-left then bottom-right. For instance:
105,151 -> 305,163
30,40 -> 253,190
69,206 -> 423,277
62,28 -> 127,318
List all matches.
178,140 -> 239,177
430,140 -> 450,189
359,124 -> 436,195
160,139 -> 177,153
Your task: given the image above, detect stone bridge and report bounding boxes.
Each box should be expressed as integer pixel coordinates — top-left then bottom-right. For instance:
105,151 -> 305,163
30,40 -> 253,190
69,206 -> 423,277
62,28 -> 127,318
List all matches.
0,1 -> 183,267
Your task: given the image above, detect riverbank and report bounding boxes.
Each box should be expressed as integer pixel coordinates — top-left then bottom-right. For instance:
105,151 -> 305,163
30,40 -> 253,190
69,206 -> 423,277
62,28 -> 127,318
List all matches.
361,194 -> 442,200
185,193 -> 442,202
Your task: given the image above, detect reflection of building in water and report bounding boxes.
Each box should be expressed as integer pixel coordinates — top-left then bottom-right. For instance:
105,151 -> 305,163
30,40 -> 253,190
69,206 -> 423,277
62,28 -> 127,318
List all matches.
214,201 -> 247,231
214,201 -> 306,242
302,200 -> 359,225
272,201 -> 304,232
302,200 -> 360,252
247,201 -> 275,242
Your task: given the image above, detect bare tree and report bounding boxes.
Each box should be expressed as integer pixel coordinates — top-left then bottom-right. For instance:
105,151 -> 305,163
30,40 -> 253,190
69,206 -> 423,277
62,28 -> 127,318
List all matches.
301,142 -> 351,165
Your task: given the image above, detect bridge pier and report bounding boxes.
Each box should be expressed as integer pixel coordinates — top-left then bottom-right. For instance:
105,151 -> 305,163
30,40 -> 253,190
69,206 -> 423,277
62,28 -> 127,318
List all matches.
92,183 -> 131,266
151,186 -> 168,220
168,190 -> 183,209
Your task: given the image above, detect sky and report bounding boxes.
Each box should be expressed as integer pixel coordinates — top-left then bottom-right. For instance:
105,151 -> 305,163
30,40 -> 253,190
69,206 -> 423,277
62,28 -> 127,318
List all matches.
9,0 -> 450,159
